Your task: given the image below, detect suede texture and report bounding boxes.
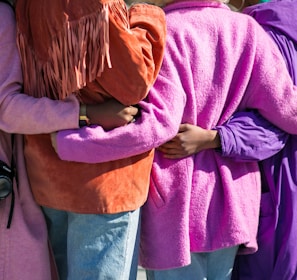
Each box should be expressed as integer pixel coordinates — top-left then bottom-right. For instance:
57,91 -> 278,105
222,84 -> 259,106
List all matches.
15,0 -> 166,102
25,134 -> 154,213
16,0 -> 166,214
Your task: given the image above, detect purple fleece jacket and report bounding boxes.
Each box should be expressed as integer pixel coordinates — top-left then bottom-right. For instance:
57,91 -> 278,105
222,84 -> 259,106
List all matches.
56,0 -> 297,269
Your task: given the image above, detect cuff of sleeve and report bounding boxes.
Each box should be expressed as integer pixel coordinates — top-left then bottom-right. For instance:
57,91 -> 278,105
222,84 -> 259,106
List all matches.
215,126 -> 229,156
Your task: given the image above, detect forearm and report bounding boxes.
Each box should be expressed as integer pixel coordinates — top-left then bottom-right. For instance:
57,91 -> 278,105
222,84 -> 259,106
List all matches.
0,5 -> 79,134
55,41 -> 184,163
0,91 -> 79,134
201,129 -> 221,150
55,82 -> 183,163
216,111 -> 287,161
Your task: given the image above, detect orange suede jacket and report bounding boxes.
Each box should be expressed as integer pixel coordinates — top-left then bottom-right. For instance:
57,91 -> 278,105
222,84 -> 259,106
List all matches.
15,0 -> 166,213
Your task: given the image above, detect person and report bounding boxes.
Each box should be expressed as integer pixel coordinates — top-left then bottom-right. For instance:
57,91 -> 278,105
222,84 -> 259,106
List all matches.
0,1 -> 76,279
0,1 -> 142,279
48,0 -> 297,280
158,0 -> 297,279
227,0 -> 297,279
13,0 -> 166,279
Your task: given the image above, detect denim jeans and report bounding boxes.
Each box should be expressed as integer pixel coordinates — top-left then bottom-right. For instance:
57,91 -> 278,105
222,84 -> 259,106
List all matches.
42,207 -> 140,280
146,246 -> 239,280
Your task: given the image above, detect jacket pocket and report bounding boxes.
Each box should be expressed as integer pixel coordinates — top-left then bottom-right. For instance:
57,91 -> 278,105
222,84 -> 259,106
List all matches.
149,172 -> 165,208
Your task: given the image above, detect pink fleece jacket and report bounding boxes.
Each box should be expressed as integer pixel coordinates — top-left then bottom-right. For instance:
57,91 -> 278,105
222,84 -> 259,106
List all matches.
55,1 -> 297,270
0,3 -> 79,279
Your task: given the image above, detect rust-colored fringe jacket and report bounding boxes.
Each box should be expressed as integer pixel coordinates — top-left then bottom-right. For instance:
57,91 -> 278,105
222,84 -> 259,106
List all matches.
15,0 -> 166,213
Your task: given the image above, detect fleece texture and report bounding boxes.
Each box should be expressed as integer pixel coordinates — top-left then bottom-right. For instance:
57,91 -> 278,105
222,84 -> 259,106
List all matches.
56,0 -> 297,270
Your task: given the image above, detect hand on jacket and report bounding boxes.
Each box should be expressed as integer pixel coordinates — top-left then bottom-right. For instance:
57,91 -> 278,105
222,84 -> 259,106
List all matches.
51,99 -> 139,153
86,99 -> 139,131
157,123 -> 221,159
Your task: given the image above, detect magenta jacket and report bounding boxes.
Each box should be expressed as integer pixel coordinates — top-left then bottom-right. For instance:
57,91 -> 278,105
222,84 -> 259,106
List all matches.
0,3 -> 79,279
55,0 -> 297,270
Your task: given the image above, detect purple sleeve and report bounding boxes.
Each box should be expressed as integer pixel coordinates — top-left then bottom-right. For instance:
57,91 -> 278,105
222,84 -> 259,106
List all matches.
216,111 -> 288,162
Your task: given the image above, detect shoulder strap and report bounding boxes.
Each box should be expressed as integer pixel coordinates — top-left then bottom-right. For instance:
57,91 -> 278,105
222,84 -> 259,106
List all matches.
6,134 -> 15,229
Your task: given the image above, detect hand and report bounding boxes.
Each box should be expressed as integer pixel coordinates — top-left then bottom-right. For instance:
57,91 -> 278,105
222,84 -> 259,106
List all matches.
86,99 -> 139,130
127,0 -> 174,7
157,123 -> 221,159
51,132 -> 58,153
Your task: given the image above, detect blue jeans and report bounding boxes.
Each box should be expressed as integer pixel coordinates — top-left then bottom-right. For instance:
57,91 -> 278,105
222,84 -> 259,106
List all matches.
146,246 -> 239,280
43,207 -> 140,280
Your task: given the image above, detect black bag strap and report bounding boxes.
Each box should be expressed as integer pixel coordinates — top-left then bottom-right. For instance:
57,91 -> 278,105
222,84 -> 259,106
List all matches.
6,134 -> 15,229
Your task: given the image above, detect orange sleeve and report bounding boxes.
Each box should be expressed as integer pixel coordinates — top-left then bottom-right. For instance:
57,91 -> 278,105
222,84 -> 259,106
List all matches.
95,3 -> 166,105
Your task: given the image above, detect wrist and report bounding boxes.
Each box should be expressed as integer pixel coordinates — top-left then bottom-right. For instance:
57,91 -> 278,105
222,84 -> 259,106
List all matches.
50,132 -> 58,153
79,104 -> 90,127
208,130 -> 221,149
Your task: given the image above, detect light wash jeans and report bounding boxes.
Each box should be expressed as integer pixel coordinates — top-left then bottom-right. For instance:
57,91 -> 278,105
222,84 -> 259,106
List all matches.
42,207 -> 140,280
146,246 -> 239,280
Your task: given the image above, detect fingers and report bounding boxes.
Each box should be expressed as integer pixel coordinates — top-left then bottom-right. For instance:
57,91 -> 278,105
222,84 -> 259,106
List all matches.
129,117 -> 136,123
157,146 -> 187,159
163,153 -> 187,159
50,132 -> 58,153
128,105 -> 139,116
126,106 -> 138,123
158,139 -> 180,150
158,145 -> 184,155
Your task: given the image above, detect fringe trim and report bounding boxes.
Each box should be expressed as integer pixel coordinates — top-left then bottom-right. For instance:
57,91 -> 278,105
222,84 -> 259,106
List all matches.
17,0 -> 129,99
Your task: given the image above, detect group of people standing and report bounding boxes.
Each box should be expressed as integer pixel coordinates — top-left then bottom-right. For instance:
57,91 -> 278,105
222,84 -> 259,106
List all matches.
0,0 -> 297,279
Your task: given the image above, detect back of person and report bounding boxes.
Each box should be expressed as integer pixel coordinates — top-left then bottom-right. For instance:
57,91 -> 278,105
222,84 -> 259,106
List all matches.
139,0 -> 297,270
14,0 -> 167,278
232,1 -> 297,279
41,0 -> 297,278
0,2 -> 55,279
15,0 -> 165,215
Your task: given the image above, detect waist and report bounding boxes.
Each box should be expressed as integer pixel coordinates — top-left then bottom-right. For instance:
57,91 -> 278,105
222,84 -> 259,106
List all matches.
24,134 -> 154,213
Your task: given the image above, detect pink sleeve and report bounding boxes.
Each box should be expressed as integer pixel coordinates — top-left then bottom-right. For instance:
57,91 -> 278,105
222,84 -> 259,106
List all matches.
239,22 -> 297,134
0,4 -> 79,134
56,72 -> 184,163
